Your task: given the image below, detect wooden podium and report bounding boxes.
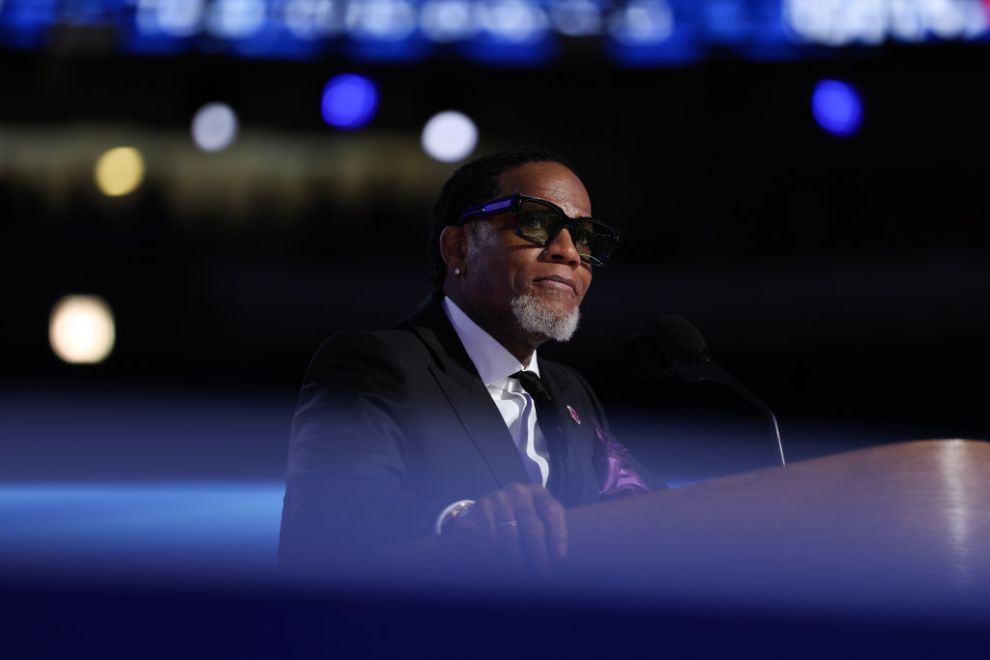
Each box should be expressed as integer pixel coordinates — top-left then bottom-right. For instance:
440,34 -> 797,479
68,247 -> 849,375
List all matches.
558,439 -> 990,614
380,439 -> 989,619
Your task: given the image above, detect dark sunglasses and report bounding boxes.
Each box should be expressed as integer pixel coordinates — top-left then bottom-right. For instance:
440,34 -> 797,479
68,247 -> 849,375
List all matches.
457,194 -> 621,266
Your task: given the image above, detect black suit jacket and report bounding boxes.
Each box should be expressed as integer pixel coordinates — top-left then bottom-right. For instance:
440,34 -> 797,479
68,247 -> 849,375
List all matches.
278,294 -> 657,568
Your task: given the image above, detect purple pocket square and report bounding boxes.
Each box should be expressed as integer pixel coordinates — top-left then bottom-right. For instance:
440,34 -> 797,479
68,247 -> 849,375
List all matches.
592,420 -> 651,498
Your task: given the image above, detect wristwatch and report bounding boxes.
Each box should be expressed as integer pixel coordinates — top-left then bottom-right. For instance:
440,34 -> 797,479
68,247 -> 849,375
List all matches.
434,499 -> 476,535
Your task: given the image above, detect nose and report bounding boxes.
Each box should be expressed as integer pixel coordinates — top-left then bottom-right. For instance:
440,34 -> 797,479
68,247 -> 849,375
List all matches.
543,227 -> 581,267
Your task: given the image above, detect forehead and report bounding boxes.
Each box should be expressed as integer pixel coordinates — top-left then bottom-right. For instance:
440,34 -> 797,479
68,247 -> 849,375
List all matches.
495,161 -> 592,218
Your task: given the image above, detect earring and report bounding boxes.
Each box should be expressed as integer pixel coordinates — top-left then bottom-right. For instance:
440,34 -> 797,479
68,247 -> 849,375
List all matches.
453,268 -> 461,275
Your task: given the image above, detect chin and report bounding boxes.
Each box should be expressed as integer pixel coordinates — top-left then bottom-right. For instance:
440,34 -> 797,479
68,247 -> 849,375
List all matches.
510,291 -> 581,343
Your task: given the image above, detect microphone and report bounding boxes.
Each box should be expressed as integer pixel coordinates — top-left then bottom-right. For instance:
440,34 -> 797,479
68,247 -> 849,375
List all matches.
622,316 -> 786,466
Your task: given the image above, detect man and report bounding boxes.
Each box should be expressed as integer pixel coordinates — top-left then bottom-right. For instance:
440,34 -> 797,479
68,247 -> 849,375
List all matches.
279,148 -> 658,574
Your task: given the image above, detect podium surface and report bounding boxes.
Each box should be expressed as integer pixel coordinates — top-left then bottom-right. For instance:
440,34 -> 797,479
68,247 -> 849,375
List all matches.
562,439 -> 990,615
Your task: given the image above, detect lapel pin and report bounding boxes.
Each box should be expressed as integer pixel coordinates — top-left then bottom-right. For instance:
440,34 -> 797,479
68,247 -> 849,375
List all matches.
566,404 -> 581,425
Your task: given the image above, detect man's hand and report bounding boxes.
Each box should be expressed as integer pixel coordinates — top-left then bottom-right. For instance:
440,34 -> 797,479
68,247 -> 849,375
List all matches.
446,484 -> 567,575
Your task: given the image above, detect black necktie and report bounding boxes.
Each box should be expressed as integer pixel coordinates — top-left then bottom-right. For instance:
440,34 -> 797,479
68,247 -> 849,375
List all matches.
510,370 -> 568,497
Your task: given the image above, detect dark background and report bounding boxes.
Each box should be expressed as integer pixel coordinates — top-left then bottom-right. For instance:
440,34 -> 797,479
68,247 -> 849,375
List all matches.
2,40 -> 989,483
3,7 -> 990,655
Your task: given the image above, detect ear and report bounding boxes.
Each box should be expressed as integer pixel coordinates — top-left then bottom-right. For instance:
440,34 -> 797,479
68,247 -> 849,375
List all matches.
439,225 -> 467,276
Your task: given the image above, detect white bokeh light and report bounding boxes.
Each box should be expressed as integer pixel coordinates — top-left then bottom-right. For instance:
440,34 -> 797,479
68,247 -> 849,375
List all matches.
608,0 -> 673,45
191,102 -> 239,152
782,0 -> 989,46
420,0 -> 477,42
284,0 -> 341,39
49,295 -> 116,365
345,0 -> 418,40
478,0 -> 549,42
206,0 -> 266,38
421,111 -> 478,163
136,0 -> 205,38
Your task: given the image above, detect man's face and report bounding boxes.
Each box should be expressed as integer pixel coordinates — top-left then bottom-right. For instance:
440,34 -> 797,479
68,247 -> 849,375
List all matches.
460,161 -> 594,342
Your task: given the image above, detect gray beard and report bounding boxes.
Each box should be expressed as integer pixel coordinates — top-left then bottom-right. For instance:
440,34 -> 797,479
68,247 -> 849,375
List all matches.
510,292 -> 580,343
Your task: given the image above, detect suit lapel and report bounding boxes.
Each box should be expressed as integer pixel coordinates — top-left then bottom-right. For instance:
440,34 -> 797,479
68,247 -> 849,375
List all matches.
400,295 -> 531,489
536,359 -> 588,506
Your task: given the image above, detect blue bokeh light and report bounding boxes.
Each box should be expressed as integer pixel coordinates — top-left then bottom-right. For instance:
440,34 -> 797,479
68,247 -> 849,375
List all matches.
320,73 -> 379,130
0,0 -> 58,49
811,79 -> 863,137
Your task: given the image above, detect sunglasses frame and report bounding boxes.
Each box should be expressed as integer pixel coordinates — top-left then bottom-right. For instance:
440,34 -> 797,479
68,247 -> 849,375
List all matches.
457,193 -> 621,266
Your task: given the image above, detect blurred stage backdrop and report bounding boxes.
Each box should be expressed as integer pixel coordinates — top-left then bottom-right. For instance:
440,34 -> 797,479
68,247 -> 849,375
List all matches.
1,0 -> 989,655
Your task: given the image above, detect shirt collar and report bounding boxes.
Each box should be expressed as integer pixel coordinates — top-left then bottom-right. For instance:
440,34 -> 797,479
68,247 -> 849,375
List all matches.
442,296 -> 540,387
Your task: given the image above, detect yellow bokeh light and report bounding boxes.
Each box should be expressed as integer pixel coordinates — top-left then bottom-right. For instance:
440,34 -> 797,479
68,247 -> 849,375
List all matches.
94,146 -> 145,197
49,295 -> 116,364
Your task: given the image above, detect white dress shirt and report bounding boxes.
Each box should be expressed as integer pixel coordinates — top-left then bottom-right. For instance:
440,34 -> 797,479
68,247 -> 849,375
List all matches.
442,296 -> 551,487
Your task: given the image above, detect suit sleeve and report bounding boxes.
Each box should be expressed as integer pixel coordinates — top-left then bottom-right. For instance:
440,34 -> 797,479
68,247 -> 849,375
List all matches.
278,330 -> 449,570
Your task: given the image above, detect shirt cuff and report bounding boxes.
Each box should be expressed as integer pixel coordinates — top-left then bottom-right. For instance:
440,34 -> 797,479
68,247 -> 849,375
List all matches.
433,499 -> 475,535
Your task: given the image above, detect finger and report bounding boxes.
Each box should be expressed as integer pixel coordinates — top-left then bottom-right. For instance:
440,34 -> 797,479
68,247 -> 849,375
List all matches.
473,498 -> 498,541
505,485 -> 550,575
516,504 -> 550,576
492,489 -> 522,566
533,490 -> 568,561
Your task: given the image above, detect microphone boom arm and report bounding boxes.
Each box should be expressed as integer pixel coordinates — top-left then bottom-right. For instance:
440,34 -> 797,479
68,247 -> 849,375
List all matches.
700,360 -> 786,467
